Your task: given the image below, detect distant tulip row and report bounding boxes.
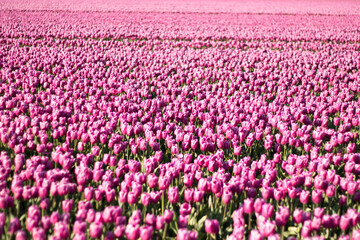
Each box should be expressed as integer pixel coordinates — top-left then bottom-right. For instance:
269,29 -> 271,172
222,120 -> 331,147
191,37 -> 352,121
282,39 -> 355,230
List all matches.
2,0 -> 360,14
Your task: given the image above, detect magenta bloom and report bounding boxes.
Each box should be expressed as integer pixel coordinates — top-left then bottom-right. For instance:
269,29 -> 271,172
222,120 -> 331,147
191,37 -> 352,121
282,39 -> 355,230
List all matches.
32,228 -> 45,240
140,226 -> 153,240
16,231 -> 27,240
275,206 -> 290,226
312,189 -> 323,204
205,219 -> 219,234
125,224 -> 140,240
61,199 -> 73,213
9,218 -> 21,234
54,222 -> 69,239
89,223 -> 103,239
163,209 -> 174,223
156,216 -> 165,230
179,203 -> 192,216
261,203 -> 274,219
168,186 -> 179,203
158,176 -> 170,190
178,215 -> 189,228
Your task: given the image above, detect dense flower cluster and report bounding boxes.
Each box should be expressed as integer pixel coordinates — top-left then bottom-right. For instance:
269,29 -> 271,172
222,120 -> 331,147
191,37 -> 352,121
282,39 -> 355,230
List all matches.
1,9 -> 360,240
1,0 -> 360,14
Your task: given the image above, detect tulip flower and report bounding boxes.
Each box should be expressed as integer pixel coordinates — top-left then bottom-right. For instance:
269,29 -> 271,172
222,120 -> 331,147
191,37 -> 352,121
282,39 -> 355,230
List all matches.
205,219 -> 219,235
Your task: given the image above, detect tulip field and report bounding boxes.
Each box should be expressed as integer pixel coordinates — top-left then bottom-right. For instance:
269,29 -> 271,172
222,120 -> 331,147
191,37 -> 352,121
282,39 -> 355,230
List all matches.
1,2 -> 360,240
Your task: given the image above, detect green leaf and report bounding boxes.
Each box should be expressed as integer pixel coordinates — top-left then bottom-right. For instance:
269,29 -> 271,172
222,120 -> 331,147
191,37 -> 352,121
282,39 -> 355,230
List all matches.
191,207 -> 196,215
198,232 -> 206,240
169,219 -> 178,234
208,195 -> 214,212
189,215 -> 197,227
288,227 -> 298,233
197,215 -> 207,230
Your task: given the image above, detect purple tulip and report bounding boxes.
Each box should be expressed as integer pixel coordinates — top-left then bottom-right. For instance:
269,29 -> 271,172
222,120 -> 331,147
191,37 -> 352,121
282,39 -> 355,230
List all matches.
32,228 -> 45,240
177,228 -> 191,240
244,198 -> 254,214
145,214 -> 156,227
163,209 -> 174,223
54,222 -> 69,239
9,217 -> 21,234
125,224 -> 140,240
205,219 -> 219,234
156,215 -> 165,230
312,189 -> 323,204
89,223 -> 103,238
61,199 -> 73,213
179,203 -> 192,216
275,206 -> 289,226
73,221 -> 87,234
168,186 -> 179,203
140,226 -> 153,240
16,230 -> 27,240
178,215 -> 189,228
249,230 -> 262,240
261,203 -> 274,219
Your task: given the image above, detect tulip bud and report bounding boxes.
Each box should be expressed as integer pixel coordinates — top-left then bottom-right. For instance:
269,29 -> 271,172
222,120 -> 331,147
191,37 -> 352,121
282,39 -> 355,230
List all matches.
312,189 -> 323,204
178,214 -> 189,228
16,230 -> 27,240
244,198 -> 254,214
184,188 -> 194,203
205,219 -> 219,234
9,218 -> 21,234
275,206 -> 289,226
156,216 -> 165,230
249,230 -> 262,240
293,209 -> 303,223
32,227 -> 45,240
168,187 -> 179,203
261,203 -> 274,219
163,210 -> 174,223
125,224 -> 140,240
140,226 -> 153,240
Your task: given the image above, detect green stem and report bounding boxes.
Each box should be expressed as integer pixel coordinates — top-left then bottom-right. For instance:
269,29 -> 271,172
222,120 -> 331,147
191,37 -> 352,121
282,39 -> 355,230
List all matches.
16,200 -> 20,216
223,204 -> 227,220
162,223 -> 168,240
290,198 -> 293,220
5,208 -> 8,240
248,213 -> 251,231
143,206 -> 147,223
162,190 -> 165,215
